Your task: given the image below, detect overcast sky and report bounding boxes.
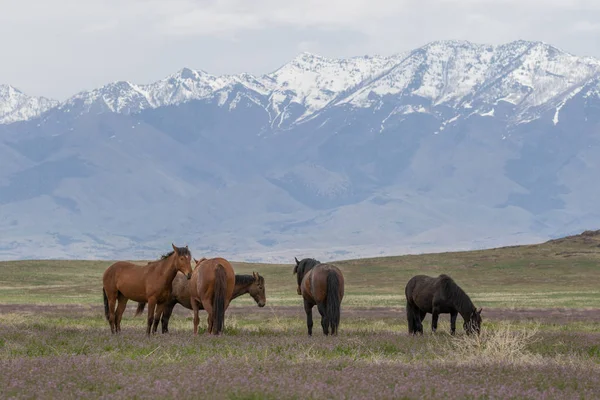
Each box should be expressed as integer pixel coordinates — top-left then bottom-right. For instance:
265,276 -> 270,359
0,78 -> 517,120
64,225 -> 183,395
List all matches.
2,0 -> 600,100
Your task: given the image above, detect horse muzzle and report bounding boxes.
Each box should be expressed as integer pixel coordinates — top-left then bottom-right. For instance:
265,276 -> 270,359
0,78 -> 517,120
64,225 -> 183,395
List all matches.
258,301 -> 266,308
186,273 -> 192,279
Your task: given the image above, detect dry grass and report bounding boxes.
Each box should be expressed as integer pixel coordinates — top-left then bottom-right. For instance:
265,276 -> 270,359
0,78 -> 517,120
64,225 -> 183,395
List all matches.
431,323 -> 542,366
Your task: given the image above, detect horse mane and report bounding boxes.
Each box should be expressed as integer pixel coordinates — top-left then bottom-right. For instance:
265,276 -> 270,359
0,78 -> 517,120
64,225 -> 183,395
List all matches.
235,274 -> 255,285
160,246 -> 191,260
294,258 -> 320,286
439,274 -> 475,317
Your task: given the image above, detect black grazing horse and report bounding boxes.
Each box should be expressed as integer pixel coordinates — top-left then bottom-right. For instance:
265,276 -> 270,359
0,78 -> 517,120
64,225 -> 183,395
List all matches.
405,274 -> 482,335
293,257 -> 344,336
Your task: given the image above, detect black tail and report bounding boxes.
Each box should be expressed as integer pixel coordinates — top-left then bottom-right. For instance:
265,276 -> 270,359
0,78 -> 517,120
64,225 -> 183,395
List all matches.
103,289 -> 109,321
326,271 -> 341,335
213,264 -> 227,334
135,302 -> 146,317
406,302 -> 421,334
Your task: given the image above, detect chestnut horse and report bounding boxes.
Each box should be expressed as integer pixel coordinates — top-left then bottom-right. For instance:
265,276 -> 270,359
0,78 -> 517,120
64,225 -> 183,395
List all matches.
102,244 -> 193,334
188,257 -> 235,335
135,266 -> 266,333
294,257 -> 344,336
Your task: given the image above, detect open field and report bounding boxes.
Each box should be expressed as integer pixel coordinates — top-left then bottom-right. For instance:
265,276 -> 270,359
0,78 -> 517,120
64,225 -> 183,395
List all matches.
1,231 -> 600,399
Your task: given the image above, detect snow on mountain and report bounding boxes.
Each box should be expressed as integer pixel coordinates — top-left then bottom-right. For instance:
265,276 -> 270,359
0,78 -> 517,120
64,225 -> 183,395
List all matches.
264,52 -> 402,124
339,40 -> 600,124
0,85 -> 58,124
5,40 -> 600,128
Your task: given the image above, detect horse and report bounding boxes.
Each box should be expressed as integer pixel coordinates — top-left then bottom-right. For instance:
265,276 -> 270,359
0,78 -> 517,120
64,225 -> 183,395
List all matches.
404,274 -> 482,335
293,257 -> 344,336
102,244 -> 193,335
188,257 -> 236,335
135,267 -> 266,334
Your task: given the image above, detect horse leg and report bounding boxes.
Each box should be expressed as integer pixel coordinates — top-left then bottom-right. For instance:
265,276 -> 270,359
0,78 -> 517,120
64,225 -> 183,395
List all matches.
191,299 -> 200,335
161,302 -> 175,334
107,291 -> 118,334
418,311 -> 426,334
146,299 -> 157,335
450,311 -> 458,335
304,300 -> 314,336
114,293 -> 128,333
431,308 -> 440,333
152,303 -> 165,334
317,303 -> 328,336
201,299 -> 214,335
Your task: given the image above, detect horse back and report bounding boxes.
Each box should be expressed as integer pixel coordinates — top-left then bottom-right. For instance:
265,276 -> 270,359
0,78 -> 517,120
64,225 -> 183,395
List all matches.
305,263 -> 344,304
405,275 -> 438,312
191,257 -> 235,300
102,261 -> 150,302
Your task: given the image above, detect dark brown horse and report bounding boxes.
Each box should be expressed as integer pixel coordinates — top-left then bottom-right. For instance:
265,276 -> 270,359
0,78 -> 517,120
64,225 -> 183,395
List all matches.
102,244 -> 193,334
405,274 -> 482,335
293,257 -> 344,336
188,257 -> 235,335
135,268 -> 266,333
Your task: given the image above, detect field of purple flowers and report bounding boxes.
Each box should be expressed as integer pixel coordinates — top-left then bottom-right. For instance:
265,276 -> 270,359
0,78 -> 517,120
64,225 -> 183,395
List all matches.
2,233 -> 600,399
1,304 -> 599,399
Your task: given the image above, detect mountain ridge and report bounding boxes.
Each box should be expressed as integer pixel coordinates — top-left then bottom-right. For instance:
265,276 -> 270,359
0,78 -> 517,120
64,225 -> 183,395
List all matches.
6,39 -> 598,127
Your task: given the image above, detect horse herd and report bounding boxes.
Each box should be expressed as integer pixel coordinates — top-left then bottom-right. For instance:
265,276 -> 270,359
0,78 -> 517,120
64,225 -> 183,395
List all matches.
102,244 -> 483,336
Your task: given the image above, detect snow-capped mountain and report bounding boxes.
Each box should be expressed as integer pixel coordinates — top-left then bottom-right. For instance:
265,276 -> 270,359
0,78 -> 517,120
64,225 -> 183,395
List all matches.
2,40 -> 600,261
0,85 -> 58,124
7,40 -> 599,129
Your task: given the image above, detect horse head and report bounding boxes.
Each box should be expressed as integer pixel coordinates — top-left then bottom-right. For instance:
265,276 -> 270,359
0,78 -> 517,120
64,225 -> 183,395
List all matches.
464,307 -> 483,335
172,243 -> 193,279
247,271 -> 266,307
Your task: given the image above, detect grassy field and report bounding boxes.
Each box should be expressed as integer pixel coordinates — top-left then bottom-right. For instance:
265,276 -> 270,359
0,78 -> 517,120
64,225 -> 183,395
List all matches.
1,231 -> 600,399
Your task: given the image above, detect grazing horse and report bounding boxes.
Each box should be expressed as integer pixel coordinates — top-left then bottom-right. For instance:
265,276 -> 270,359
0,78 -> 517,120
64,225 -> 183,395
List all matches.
188,257 -> 235,335
405,274 -> 482,335
135,268 -> 266,333
102,244 -> 193,335
293,257 -> 344,336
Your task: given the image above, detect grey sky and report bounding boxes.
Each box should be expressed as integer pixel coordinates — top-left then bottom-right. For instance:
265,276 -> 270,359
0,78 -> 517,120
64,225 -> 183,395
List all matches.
2,0 -> 600,100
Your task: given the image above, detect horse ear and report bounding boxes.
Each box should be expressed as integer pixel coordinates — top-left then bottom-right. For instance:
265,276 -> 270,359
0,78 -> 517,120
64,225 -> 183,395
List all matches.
295,257 -> 300,265
477,308 -> 482,314
172,243 -> 178,254
194,258 -> 198,263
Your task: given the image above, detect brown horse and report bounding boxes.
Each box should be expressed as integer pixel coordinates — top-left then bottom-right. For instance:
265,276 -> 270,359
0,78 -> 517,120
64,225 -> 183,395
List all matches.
294,257 -> 344,336
102,244 -> 193,335
188,257 -> 235,335
135,267 -> 266,333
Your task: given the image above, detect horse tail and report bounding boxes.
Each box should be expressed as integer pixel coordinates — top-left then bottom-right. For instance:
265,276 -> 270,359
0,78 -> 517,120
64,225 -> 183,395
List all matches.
406,302 -> 419,334
326,270 -> 341,334
103,288 -> 110,321
135,302 -> 146,317
213,264 -> 227,334
404,277 -> 421,334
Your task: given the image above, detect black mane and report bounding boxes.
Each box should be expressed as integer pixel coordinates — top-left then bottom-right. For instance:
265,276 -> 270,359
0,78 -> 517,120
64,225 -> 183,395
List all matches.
235,274 -> 263,285
160,246 -> 191,260
438,274 -> 475,317
293,258 -> 320,286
